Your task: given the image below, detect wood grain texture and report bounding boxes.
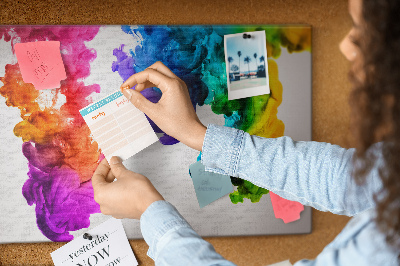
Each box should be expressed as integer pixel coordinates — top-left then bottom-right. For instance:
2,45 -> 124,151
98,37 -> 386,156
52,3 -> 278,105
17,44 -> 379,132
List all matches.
0,0 -> 353,265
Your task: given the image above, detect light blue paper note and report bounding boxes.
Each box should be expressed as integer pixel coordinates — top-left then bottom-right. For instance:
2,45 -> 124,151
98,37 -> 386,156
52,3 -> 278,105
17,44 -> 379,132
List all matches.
189,161 -> 234,208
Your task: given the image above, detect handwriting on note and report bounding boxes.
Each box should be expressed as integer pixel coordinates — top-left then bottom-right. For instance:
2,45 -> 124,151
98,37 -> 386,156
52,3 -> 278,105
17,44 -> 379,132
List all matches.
80,91 -> 158,162
14,41 -> 67,90
189,161 -> 233,208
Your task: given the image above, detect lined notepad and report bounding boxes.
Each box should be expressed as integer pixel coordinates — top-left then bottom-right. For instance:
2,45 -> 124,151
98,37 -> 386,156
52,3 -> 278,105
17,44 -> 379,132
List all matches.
80,91 -> 158,161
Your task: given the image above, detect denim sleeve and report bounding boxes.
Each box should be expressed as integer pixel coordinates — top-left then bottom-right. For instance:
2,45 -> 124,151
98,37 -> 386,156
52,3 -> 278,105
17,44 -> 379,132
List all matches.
140,200 -> 237,265
201,124 -> 383,216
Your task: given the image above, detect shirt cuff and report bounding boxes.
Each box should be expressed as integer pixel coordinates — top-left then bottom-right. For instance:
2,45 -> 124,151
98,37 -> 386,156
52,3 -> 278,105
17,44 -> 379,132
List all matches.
140,200 -> 192,260
201,124 -> 245,176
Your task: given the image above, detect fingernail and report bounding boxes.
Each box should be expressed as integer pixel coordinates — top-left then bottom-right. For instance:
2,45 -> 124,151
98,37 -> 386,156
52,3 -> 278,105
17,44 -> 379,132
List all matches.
122,89 -> 133,100
110,156 -> 122,165
120,85 -> 129,92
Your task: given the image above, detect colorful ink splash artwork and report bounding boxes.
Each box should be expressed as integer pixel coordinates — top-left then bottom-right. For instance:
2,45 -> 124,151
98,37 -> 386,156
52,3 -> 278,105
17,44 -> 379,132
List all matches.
0,25 -> 312,243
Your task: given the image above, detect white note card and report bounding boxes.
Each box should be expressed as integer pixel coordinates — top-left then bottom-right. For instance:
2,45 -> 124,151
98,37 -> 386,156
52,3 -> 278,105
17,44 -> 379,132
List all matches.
51,218 -> 138,266
79,90 -> 158,161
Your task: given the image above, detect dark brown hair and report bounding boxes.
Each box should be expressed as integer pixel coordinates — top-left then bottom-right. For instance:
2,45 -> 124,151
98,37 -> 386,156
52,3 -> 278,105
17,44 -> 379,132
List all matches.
349,0 -> 400,259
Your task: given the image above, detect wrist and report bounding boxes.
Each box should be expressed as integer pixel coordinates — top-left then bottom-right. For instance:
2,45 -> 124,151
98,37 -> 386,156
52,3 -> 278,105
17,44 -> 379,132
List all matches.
139,197 -> 165,219
185,123 -> 206,151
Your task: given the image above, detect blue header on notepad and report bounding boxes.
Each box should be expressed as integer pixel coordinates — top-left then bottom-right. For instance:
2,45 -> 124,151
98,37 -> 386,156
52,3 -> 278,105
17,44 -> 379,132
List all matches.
80,91 -> 123,116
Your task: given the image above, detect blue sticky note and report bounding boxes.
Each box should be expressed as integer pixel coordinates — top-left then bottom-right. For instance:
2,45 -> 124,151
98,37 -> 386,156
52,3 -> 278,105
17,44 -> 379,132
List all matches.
189,161 -> 234,208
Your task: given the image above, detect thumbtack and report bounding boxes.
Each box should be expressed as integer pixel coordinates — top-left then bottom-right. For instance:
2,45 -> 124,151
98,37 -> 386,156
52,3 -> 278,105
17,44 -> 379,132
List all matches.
243,33 -> 252,39
83,233 -> 93,240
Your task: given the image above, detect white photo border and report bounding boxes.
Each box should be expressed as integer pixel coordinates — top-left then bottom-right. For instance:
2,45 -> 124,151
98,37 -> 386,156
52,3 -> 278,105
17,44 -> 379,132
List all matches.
224,30 -> 270,101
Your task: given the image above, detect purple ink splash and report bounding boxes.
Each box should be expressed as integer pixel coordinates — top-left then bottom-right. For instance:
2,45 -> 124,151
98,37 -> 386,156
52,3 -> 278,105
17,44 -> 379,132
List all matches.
22,143 -> 99,241
0,26 -> 102,241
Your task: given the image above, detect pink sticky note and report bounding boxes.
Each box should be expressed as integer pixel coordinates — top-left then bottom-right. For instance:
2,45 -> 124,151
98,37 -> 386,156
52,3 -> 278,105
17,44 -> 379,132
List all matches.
270,191 -> 304,223
14,41 -> 66,90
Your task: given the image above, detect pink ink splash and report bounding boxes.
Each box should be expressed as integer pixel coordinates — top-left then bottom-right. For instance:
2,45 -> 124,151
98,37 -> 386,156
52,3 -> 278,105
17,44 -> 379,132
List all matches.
0,26 -> 102,241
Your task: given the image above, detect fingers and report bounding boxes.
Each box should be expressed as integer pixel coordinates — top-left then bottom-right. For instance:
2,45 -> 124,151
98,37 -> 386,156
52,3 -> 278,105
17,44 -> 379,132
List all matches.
92,158 -> 111,189
135,82 -> 155,92
120,68 -> 173,94
147,61 -> 178,79
120,62 -> 182,115
126,62 -> 179,93
105,169 -> 116,183
121,88 -> 157,116
109,156 -> 130,178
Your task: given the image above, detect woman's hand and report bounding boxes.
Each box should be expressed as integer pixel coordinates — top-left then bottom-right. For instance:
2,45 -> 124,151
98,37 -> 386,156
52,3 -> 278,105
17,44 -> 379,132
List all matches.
120,61 -> 206,151
92,156 -> 164,219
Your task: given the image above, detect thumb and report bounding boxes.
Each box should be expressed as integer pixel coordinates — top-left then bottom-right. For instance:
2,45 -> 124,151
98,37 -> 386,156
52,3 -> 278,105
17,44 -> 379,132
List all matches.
122,88 -> 154,115
92,158 -> 111,189
109,156 -> 129,178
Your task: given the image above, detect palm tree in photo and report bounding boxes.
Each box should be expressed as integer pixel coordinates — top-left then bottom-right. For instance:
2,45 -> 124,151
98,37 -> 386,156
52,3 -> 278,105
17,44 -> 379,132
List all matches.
253,53 -> 257,75
237,51 -> 242,78
260,55 -> 266,73
244,56 -> 251,78
228,56 -> 233,73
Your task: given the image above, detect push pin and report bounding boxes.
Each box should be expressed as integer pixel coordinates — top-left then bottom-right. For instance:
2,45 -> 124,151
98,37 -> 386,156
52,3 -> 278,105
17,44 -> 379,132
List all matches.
243,33 -> 252,39
83,233 -> 93,240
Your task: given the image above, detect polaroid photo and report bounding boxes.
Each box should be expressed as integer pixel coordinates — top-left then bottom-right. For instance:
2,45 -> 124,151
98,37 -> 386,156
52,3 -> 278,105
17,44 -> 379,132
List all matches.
224,30 -> 270,100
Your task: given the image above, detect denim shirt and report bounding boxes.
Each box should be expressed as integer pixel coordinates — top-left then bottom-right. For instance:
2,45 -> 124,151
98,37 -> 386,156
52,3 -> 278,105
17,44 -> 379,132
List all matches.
140,124 -> 399,265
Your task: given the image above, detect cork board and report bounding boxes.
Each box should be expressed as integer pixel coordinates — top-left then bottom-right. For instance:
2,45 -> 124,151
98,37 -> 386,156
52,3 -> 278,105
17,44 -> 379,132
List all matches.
0,0 -> 352,265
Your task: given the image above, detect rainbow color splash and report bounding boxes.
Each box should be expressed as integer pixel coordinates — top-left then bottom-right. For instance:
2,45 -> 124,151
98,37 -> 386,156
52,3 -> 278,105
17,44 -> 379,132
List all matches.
0,25 -> 311,241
